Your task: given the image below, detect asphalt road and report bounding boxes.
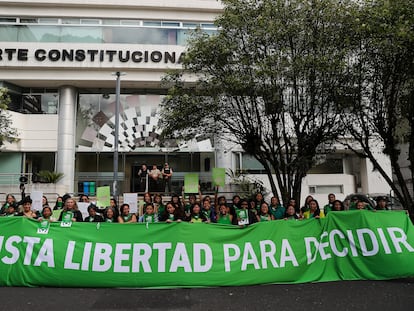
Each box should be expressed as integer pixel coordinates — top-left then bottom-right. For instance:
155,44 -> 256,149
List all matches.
0,279 -> 413,311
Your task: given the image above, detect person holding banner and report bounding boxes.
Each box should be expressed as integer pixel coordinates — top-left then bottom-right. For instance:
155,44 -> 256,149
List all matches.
159,202 -> 184,223
202,197 -> 216,223
302,199 -> 325,219
118,203 -> 137,223
216,204 -> 233,225
153,193 -> 166,218
84,205 -> 104,223
171,193 -> 184,212
257,202 -> 275,222
284,204 -> 300,220
103,207 -> 118,223
185,203 -> 208,223
182,185 -> 202,218
38,206 -> 57,222
58,198 -> 83,222
270,196 -> 285,220
235,199 -> 257,227
18,196 -> 39,219
139,203 -> 159,223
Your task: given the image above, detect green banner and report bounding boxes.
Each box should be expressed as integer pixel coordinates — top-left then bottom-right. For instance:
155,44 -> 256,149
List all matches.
0,211 -> 414,288
184,173 -> 199,193
212,168 -> 226,187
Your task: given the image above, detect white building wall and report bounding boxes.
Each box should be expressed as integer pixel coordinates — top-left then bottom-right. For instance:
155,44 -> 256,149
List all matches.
6,111 -> 58,152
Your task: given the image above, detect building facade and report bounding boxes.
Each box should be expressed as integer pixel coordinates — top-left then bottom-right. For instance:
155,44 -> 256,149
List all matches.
0,0 -> 392,204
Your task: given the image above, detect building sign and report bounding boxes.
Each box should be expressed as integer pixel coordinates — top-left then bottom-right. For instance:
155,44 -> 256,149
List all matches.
0,43 -> 186,69
0,48 -> 184,64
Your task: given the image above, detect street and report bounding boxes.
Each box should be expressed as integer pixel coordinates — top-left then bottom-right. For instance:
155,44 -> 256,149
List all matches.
0,278 -> 413,311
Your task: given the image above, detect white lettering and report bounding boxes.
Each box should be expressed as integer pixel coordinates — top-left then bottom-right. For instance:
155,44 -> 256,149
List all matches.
92,243 -> 112,272
2,235 -> 21,265
23,236 -> 40,265
356,229 -> 379,256
153,243 -> 171,272
81,242 -> 92,271
223,244 -> 240,272
241,242 -> 260,271
169,242 -> 192,272
387,227 -> 414,252
329,230 -> 348,257
193,243 -> 212,272
64,241 -> 80,270
280,239 -> 298,267
114,243 -> 131,273
34,238 -> 55,267
132,243 -> 152,273
259,240 -> 278,269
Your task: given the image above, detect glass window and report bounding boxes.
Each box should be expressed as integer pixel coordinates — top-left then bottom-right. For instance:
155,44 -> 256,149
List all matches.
80,19 -> 100,25
183,23 -> 199,28
162,21 -> 180,27
0,17 -> 17,23
201,23 -> 216,29
121,20 -> 140,26
20,18 -> 38,24
38,18 -> 59,24
20,92 -> 58,114
143,21 -> 161,27
18,25 -> 60,42
309,185 -> 343,194
0,26 -> 18,41
102,19 -> 120,25
61,18 -> 80,25
60,26 -> 102,43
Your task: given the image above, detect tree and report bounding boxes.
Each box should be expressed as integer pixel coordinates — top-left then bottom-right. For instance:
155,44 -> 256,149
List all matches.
343,0 -> 414,214
160,0 -> 356,205
0,88 -> 19,146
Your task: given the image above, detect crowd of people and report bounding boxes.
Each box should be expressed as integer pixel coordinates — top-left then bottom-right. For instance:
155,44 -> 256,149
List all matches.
0,190 -> 392,226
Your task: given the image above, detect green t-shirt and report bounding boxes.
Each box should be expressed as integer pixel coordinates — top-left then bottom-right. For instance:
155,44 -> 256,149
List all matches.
217,214 -> 232,225
270,205 -> 285,220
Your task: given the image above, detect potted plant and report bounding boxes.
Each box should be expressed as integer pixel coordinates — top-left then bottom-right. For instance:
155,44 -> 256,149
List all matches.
36,170 -> 64,183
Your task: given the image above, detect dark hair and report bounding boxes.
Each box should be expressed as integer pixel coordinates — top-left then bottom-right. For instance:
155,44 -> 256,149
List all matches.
62,193 -> 71,203
160,202 -> 183,221
120,203 -> 130,214
41,205 -> 52,217
104,207 -> 117,222
22,196 -> 32,204
309,199 -> 321,216
332,200 -> 344,211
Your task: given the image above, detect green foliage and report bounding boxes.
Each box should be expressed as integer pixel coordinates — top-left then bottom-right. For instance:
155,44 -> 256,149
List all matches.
36,170 -> 64,183
160,0 -> 356,204
0,88 -> 19,146
343,0 -> 414,211
226,169 -> 268,199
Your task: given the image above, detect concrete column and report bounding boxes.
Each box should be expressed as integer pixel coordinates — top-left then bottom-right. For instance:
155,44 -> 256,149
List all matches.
56,86 -> 77,194
359,139 -> 392,194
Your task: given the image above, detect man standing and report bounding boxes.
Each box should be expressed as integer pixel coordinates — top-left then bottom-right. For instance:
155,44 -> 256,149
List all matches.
323,193 -> 336,215
149,164 -> 162,192
162,163 -> 173,194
